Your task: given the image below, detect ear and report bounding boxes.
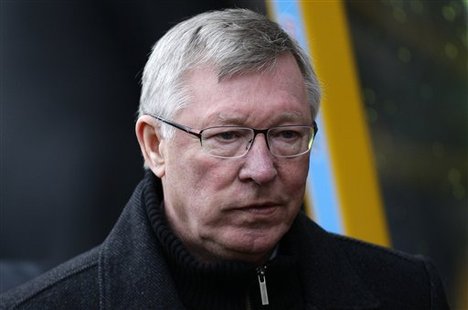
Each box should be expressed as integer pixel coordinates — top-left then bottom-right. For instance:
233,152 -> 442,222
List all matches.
135,115 -> 166,177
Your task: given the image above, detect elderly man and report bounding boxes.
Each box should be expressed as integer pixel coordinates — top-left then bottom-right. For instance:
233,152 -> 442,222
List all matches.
1,9 -> 448,309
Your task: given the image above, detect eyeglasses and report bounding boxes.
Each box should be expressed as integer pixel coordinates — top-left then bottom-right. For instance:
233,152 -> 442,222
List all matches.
147,114 -> 318,159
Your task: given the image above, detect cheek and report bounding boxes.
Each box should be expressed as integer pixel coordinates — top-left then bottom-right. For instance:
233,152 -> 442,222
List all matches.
191,157 -> 240,191
166,151 -> 239,210
173,160 -> 239,230
276,159 -> 309,213
279,157 -> 309,188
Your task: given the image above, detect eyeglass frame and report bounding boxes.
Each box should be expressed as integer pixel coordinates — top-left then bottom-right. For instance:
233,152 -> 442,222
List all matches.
146,114 -> 318,158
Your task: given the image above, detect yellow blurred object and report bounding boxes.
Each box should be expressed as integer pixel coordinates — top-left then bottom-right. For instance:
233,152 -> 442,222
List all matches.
299,1 -> 390,246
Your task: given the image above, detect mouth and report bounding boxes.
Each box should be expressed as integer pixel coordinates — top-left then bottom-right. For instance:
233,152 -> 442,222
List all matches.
234,203 -> 280,215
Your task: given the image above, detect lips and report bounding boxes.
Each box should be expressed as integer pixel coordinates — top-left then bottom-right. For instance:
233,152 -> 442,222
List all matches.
233,203 -> 280,215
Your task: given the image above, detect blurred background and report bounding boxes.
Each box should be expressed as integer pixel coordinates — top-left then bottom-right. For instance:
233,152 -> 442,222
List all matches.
1,0 -> 466,308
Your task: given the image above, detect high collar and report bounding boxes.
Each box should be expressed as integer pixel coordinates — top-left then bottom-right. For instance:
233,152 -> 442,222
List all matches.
98,171 -> 380,309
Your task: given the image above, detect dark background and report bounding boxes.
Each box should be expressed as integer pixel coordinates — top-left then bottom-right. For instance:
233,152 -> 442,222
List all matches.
1,1 -> 466,308
0,0 -> 266,289
346,1 -> 467,308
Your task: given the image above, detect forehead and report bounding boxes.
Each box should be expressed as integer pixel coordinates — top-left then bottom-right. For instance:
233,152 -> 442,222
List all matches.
179,54 -> 311,126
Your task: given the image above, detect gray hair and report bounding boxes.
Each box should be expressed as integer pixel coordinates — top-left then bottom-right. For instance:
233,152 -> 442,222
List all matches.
139,8 -> 321,137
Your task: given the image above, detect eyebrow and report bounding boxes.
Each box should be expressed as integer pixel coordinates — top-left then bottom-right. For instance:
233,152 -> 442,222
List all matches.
211,111 -> 307,126
215,113 -> 248,125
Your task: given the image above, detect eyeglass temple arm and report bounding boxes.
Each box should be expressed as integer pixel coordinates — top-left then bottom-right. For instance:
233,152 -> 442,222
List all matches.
146,114 -> 202,138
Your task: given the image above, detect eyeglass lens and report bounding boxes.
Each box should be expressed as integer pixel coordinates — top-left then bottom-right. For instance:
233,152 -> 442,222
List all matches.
200,126 -> 315,158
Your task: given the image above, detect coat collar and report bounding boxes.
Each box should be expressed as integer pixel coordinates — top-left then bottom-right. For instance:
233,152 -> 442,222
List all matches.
98,172 -> 380,309
287,214 -> 380,309
98,175 -> 185,309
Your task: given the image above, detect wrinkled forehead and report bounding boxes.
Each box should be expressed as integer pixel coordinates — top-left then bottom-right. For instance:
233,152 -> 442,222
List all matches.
181,52 -> 306,96
176,54 -> 312,126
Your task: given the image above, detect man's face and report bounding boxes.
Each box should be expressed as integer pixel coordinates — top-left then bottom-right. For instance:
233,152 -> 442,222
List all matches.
158,54 -> 312,263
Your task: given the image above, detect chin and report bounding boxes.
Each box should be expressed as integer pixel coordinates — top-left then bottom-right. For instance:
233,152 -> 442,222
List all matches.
221,228 -> 285,259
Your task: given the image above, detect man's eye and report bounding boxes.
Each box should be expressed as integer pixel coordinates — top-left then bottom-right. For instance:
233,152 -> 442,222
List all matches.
276,130 -> 301,140
205,130 -> 247,143
216,131 -> 238,140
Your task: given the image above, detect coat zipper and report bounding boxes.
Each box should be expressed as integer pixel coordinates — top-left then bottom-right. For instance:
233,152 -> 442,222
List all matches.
256,265 -> 269,306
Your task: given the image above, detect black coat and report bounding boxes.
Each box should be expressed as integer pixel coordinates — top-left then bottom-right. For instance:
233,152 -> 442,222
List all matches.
0,174 -> 449,309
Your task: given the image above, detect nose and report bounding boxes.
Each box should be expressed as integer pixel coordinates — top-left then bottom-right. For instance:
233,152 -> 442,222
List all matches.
238,133 -> 277,185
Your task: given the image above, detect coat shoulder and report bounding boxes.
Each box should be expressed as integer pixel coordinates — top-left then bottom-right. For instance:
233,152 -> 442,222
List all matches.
331,232 -> 426,265
330,233 -> 449,309
0,246 -> 100,309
